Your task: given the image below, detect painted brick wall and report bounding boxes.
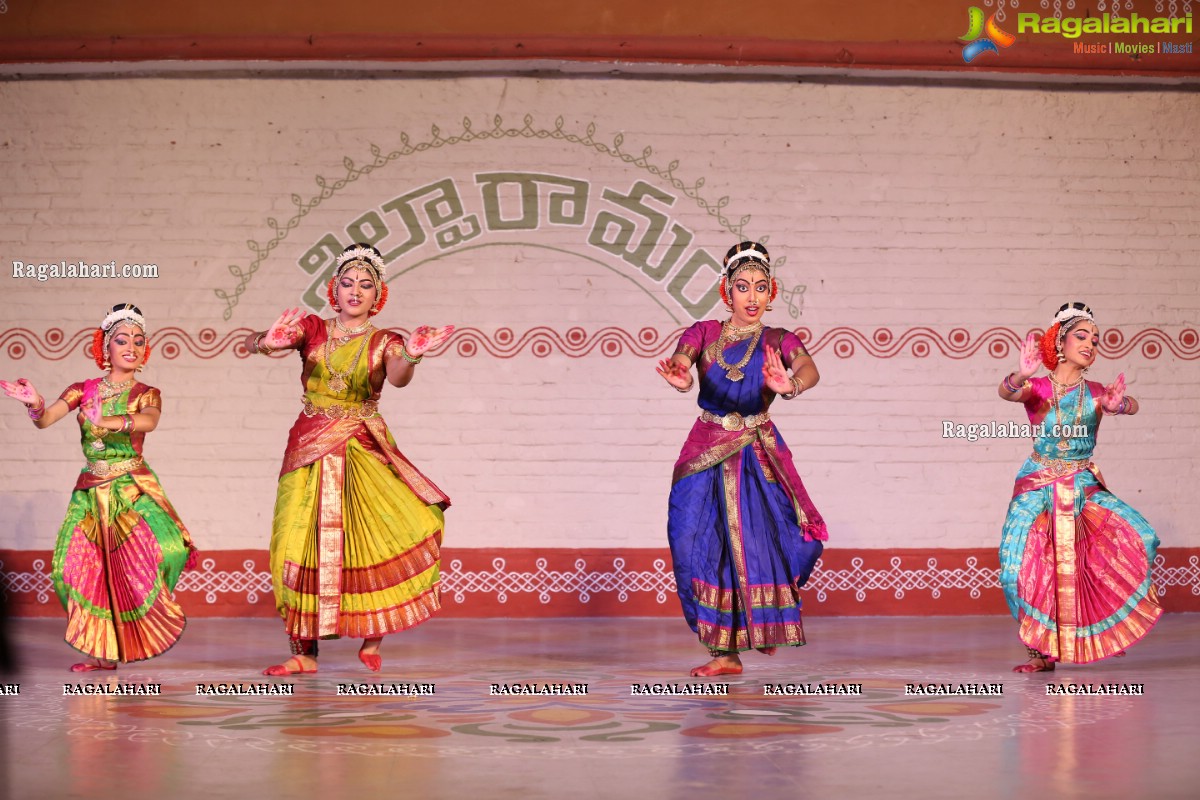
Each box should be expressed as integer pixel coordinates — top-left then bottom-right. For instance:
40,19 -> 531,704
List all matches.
1,76 -> 1196,571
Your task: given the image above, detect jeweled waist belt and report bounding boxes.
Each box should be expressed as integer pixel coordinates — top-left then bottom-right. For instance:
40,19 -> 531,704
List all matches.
85,456 -> 144,479
1030,451 -> 1094,477
302,398 -> 379,419
700,410 -> 771,432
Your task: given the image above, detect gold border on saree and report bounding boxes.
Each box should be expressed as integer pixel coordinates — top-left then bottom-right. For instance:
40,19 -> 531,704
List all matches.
85,456 -> 144,479
302,398 -> 379,419
1030,451 -> 1093,478
700,410 -> 770,432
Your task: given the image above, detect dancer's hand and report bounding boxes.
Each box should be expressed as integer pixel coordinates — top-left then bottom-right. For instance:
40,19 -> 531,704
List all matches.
761,346 -> 793,395
1017,331 -> 1040,381
80,380 -> 104,426
1012,331 -> 1041,381
263,308 -> 306,350
405,325 -> 454,357
656,358 -> 692,391
0,378 -> 42,407
1100,372 -> 1126,413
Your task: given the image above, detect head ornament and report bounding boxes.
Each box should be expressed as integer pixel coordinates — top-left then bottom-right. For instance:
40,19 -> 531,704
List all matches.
335,244 -> 386,285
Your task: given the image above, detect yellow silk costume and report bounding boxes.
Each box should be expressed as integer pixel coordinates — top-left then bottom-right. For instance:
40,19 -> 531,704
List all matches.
270,315 -> 449,640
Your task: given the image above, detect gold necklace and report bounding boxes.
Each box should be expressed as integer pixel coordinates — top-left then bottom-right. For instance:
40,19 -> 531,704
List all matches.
100,376 -> 134,399
715,320 -> 764,382
323,320 -> 372,393
1048,374 -> 1086,452
332,317 -> 372,347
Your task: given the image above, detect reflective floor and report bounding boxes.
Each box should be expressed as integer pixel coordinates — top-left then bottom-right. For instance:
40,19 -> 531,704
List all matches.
1,615 -> 1197,799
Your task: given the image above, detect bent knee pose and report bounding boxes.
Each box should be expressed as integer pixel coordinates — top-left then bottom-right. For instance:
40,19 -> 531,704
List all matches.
998,302 -> 1161,673
247,243 -> 453,676
2,303 -> 196,672
657,242 -> 827,678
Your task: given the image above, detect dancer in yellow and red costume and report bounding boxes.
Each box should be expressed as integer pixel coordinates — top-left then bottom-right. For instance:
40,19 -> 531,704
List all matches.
247,243 -> 453,676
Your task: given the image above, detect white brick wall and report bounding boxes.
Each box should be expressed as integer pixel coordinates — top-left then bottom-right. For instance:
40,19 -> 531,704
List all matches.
1,76 -> 1196,552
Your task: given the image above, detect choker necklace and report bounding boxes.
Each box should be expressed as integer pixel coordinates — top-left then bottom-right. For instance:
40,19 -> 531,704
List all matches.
335,317 -> 371,335
324,320 -> 373,393
724,320 -> 763,337
333,317 -> 372,347
715,320 -> 764,382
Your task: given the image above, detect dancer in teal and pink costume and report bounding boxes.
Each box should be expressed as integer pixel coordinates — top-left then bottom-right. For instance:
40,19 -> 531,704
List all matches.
999,302 -> 1161,673
657,242 -> 827,678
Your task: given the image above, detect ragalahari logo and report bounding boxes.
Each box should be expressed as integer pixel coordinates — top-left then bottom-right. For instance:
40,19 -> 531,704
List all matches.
959,7 -> 1017,63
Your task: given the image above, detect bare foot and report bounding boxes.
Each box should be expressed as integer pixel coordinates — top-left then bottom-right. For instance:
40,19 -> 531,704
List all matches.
262,655 -> 317,676
70,659 -> 117,673
358,637 -> 383,672
690,653 -> 743,677
1012,655 -> 1055,673
756,647 -> 777,656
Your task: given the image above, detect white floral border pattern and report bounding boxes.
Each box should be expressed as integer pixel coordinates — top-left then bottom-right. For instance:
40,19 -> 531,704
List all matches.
445,557 -> 677,604
2,554 -> 1197,607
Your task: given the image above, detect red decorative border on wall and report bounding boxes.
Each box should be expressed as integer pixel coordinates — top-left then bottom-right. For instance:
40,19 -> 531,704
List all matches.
3,547 -> 1197,618
2,326 -> 1197,361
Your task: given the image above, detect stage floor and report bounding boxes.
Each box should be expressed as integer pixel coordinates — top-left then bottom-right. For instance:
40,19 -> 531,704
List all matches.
2,615 -> 1198,800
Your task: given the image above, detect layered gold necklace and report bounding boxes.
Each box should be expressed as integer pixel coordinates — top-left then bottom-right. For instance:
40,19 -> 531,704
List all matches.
715,320 -> 764,382
1048,373 -> 1085,452
324,320 -> 373,393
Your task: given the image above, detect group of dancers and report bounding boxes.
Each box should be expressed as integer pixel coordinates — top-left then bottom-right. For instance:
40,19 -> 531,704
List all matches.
1,242 -> 1162,677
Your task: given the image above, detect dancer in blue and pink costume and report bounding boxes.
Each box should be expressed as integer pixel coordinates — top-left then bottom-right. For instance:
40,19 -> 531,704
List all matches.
657,242 -> 827,677
999,302 -> 1161,673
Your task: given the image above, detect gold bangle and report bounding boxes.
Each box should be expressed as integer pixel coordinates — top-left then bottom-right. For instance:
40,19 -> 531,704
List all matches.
781,376 -> 804,400
254,332 -> 276,356
401,348 -> 423,365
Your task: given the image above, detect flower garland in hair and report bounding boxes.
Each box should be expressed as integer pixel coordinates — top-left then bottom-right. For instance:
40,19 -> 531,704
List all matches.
1039,323 -> 1061,371
335,244 -> 386,275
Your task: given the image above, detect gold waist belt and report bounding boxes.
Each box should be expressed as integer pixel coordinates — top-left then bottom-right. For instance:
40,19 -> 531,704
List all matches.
302,397 -> 379,420
1030,451 -> 1093,477
700,411 -> 771,432
85,456 -> 144,479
